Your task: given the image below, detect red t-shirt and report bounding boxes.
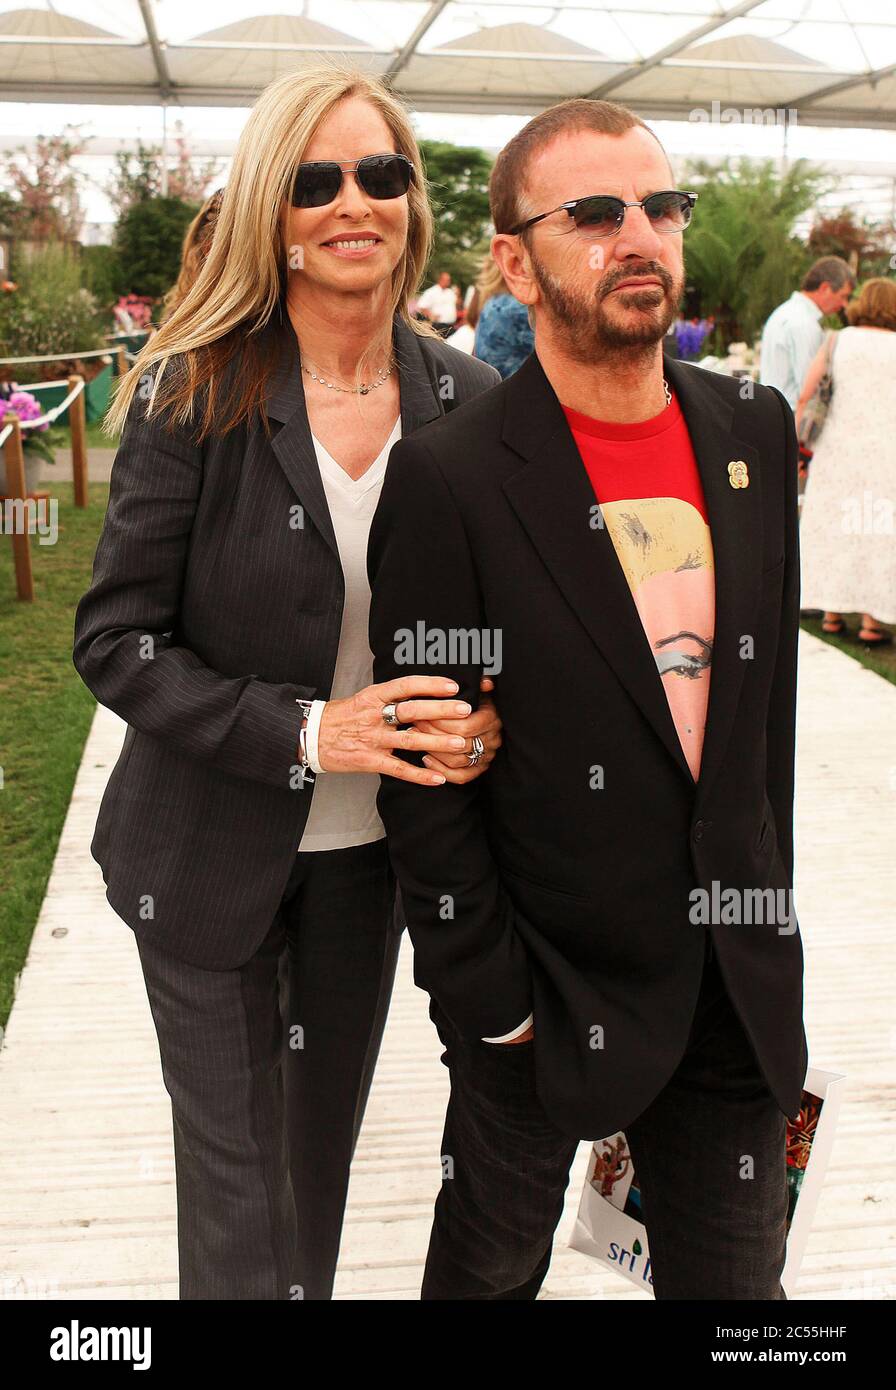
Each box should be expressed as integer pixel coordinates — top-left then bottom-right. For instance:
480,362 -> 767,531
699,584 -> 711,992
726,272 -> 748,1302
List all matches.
562,391 -> 715,781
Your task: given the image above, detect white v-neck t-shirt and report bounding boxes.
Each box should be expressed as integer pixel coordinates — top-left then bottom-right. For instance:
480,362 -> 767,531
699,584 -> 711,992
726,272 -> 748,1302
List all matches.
297,416 -> 401,852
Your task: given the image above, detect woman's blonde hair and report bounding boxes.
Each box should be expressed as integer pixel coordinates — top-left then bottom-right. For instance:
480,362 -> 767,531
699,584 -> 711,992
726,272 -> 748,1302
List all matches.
846,277 -> 896,332
106,63 -> 435,439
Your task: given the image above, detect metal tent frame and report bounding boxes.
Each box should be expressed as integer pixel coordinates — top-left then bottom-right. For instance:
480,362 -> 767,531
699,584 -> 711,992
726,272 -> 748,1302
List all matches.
0,2 -> 892,128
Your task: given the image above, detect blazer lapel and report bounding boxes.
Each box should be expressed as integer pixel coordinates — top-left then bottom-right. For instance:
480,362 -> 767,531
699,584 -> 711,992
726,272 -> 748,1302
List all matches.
501,353 -> 764,795
264,311 -> 338,558
263,311 -> 445,558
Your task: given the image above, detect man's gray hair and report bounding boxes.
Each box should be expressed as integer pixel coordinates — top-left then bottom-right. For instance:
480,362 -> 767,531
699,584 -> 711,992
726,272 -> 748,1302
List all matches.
802,256 -> 855,292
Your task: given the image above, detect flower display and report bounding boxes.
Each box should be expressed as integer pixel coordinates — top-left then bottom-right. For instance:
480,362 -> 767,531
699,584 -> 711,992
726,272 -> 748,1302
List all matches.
0,387 -> 62,466
114,294 -> 153,330
674,317 -> 712,360
0,388 -> 50,433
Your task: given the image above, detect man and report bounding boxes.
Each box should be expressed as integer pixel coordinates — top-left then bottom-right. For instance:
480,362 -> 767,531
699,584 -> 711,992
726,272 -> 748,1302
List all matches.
416,270 -> 458,336
369,99 -> 807,1300
759,256 -> 854,409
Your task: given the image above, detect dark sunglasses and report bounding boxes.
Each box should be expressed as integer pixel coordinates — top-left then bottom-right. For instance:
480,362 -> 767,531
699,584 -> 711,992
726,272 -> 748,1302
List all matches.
510,190 -> 698,239
291,153 -> 414,208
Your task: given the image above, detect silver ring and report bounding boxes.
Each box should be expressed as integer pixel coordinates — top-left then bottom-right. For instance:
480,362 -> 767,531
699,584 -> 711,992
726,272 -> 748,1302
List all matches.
467,734 -> 485,766
381,702 -> 400,726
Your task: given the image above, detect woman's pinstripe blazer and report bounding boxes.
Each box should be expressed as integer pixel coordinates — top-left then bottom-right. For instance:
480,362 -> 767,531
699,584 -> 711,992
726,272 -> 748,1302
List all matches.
73,310 -> 500,968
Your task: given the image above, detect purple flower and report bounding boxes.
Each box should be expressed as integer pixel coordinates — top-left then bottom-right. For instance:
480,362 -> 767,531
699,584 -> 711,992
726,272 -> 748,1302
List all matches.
0,389 -> 50,432
674,318 -> 711,360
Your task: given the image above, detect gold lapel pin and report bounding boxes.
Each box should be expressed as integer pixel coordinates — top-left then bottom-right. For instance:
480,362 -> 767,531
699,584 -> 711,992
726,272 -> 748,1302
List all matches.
728,459 -> 749,489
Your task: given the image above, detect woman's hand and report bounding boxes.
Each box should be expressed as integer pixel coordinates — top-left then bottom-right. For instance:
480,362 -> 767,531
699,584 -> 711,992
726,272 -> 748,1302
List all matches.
317,676 -> 474,785
417,676 -> 503,785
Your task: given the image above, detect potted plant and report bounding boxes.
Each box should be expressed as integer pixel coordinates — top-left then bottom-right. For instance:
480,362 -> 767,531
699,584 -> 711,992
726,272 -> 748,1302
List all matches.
0,388 -> 65,494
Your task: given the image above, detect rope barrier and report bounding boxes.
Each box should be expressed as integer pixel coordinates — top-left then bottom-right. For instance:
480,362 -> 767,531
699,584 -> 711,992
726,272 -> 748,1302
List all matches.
0,347 -> 114,366
18,379 -> 70,391
0,377 -> 86,433
0,329 -> 149,371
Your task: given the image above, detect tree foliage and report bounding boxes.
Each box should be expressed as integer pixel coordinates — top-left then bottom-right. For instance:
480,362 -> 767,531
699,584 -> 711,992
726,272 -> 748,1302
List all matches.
808,208 -> 894,280
80,243 -> 126,307
106,122 -> 222,213
682,157 -> 831,349
107,140 -> 163,211
419,139 -> 494,289
0,127 -> 87,240
113,197 -> 200,299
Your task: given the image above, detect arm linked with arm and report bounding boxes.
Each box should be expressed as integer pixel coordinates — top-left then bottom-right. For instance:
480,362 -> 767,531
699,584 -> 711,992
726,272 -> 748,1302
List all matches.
367,436 -> 533,1039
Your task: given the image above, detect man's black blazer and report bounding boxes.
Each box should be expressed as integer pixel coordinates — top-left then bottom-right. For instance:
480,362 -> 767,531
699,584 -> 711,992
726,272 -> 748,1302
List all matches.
368,350 -> 808,1139
72,312 -> 499,969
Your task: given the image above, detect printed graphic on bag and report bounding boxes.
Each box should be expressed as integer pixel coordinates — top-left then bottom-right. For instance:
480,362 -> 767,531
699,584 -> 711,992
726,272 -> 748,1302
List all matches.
587,1134 -> 644,1220
785,1091 -> 823,1224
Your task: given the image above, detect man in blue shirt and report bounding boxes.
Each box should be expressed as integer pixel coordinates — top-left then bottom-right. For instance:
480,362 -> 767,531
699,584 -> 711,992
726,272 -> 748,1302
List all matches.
759,256 -> 854,408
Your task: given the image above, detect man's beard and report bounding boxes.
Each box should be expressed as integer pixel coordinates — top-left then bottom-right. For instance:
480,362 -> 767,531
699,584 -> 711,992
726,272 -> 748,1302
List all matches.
529,249 -> 683,365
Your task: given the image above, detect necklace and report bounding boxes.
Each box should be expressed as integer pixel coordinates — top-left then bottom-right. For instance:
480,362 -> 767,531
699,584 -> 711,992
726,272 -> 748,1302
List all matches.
302,356 -> 395,396
663,377 -> 672,407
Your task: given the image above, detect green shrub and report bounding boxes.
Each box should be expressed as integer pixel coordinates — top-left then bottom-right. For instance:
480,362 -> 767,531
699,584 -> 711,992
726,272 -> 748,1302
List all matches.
0,242 -> 105,359
113,195 -> 199,299
80,243 -> 125,307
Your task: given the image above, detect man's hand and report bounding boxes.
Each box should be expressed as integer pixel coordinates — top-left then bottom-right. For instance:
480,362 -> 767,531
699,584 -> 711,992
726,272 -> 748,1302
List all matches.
418,676 -> 503,784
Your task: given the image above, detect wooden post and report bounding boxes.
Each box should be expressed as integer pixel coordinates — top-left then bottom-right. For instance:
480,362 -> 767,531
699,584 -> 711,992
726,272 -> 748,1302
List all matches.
3,414 -> 34,601
68,374 -> 88,508
116,345 -> 127,378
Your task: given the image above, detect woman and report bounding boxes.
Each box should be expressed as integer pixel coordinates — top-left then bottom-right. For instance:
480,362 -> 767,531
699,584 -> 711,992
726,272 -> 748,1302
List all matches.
472,254 -> 534,378
73,64 -> 502,1301
796,278 -> 896,644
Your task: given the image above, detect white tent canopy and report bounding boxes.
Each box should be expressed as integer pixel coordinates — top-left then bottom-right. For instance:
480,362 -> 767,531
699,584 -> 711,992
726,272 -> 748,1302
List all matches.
0,1 -> 894,128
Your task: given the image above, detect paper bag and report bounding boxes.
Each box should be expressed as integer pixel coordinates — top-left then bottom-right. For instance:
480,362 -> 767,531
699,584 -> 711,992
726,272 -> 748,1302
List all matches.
568,1067 -> 845,1296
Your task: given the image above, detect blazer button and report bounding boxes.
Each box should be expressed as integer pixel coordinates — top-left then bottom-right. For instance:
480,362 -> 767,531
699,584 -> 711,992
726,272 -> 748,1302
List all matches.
693,820 -> 705,842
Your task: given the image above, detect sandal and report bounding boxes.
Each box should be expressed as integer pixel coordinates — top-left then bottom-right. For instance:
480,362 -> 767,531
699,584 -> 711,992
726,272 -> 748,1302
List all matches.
857,626 -> 893,646
821,617 -> 846,635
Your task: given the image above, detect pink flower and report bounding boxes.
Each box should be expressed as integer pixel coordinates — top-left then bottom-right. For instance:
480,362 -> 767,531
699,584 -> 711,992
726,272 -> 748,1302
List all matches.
0,390 -> 50,431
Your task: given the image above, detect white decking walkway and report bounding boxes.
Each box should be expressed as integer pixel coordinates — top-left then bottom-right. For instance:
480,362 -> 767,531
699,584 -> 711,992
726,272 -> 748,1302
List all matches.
1,630 -> 894,1300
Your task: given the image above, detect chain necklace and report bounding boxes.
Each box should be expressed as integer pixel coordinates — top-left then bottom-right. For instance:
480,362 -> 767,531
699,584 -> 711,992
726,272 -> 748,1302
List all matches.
663,377 -> 672,407
302,356 -> 395,396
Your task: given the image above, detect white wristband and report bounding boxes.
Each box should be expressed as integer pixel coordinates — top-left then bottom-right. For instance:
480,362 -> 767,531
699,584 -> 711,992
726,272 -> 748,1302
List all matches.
304,699 -> 327,774
482,1013 -> 534,1044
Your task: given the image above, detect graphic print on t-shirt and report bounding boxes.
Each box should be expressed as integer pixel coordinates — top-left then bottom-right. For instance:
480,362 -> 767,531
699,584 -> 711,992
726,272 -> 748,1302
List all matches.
564,394 -> 715,781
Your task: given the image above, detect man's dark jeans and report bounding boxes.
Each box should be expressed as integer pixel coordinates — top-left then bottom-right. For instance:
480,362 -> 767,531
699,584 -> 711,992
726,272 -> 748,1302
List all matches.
422,934 -> 790,1300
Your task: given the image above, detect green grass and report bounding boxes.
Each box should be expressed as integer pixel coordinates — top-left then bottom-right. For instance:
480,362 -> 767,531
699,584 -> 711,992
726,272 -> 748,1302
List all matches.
800,614 -> 896,687
0,480 -> 108,1027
